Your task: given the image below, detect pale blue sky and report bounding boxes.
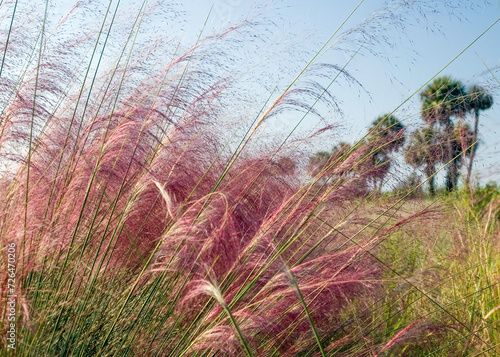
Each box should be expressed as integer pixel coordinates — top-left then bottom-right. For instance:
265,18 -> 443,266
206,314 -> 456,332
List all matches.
11,0 -> 498,185
181,0 -> 500,184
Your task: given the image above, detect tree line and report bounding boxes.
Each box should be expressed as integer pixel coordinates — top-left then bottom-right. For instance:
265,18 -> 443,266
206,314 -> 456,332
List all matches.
308,76 -> 494,195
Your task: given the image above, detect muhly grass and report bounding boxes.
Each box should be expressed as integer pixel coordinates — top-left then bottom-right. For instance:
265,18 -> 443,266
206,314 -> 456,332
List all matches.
1,1 -> 499,356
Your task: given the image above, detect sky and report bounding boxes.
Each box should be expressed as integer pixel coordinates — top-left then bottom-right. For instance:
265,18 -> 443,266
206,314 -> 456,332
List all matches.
180,0 -> 500,185
3,0 -> 498,186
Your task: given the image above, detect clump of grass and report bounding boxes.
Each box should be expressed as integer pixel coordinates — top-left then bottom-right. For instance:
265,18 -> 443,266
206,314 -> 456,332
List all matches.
1,1 -> 499,356
0,3 -> 387,355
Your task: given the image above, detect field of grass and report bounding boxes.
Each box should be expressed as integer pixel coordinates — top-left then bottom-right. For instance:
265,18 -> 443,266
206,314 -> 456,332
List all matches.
1,1 -> 499,356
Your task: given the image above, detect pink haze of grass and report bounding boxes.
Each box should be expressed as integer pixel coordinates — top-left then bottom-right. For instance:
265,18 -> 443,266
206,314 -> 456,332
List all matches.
0,72 -> 386,354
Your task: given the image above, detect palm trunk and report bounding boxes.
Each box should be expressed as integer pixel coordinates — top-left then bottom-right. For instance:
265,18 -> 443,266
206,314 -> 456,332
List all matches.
426,165 -> 435,196
445,159 -> 459,192
445,122 -> 457,192
445,169 -> 455,193
466,109 -> 479,188
429,175 -> 435,196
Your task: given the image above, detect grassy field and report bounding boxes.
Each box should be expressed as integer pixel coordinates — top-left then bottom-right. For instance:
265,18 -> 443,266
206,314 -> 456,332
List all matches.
1,1 -> 499,356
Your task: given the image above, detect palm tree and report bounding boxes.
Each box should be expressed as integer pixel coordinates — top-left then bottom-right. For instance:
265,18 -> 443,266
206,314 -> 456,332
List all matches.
465,85 -> 493,186
420,76 -> 467,191
404,123 -> 474,196
307,142 -> 351,178
365,114 -> 405,190
420,76 -> 468,127
404,127 -> 444,196
308,115 -> 405,193
443,122 -> 475,191
368,114 -> 405,151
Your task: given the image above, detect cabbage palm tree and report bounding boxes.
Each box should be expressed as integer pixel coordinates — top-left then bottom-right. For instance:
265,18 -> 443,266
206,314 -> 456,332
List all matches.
307,142 -> 351,178
465,85 -> 493,186
405,123 -> 474,196
421,76 -> 468,127
368,114 -> 405,152
404,127 -> 444,196
420,76 -> 467,191
366,114 -> 405,190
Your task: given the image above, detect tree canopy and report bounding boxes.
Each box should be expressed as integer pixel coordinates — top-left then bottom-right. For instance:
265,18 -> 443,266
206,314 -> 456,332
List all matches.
420,76 -> 468,128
